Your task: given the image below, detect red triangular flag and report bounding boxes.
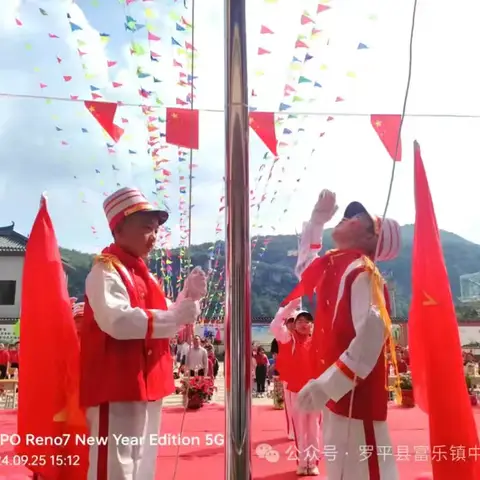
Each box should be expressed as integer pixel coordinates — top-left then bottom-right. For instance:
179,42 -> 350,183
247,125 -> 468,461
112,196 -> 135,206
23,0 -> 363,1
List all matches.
148,32 -> 160,41
295,40 -> 308,48
70,95 -> 79,100
370,114 -> 402,162
317,4 -> 330,13
409,142 -> 480,479
107,60 -> 117,67
176,98 -> 188,106
84,101 -> 124,142
335,96 -> 344,102
16,195 -> 89,479
166,108 -> 199,150
112,82 -> 123,88
63,76 -> 72,82
301,15 -> 313,24
258,47 -> 270,55
260,25 -> 274,34
249,111 -> 278,157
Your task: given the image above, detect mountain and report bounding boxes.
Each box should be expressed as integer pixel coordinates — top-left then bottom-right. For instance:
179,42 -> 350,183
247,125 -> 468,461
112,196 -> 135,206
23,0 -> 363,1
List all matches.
61,225 -> 480,318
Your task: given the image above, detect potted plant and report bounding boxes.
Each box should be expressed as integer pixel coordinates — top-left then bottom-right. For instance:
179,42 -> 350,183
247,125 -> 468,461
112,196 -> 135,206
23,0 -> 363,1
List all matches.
399,373 -> 415,408
272,375 -> 285,410
179,376 -> 216,410
466,375 -> 478,406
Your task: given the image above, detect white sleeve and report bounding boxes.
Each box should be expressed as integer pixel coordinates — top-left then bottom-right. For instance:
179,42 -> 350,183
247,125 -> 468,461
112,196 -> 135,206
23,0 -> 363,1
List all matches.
314,271 -> 387,402
294,220 -> 324,279
270,304 -> 296,344
86,263 -> 181,341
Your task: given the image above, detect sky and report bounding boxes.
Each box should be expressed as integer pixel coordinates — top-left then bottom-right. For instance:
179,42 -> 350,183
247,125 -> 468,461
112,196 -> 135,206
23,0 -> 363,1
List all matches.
0,0 -> 479,253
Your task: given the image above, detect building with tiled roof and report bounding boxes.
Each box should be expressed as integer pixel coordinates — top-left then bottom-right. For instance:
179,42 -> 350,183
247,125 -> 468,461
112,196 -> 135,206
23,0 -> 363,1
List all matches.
0,223 -> 27,328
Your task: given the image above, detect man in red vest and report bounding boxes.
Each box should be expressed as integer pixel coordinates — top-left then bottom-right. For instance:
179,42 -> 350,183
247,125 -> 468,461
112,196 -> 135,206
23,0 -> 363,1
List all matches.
294,199 -> 401,480
80,187 -> 206,480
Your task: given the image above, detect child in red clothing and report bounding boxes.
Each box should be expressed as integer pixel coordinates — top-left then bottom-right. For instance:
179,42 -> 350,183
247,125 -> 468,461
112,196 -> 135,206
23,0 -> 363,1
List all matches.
254,347 -> 269,396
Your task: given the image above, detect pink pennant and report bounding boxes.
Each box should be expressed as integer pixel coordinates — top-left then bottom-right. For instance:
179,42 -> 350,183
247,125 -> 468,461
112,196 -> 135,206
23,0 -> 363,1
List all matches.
185,41 -> 195,51
91,93 -> 102,100
295,40 -> 308,48
260,25 -> 274,34
39,83 -> 47,89
15,18 -> 22,26
121,118 -> 129,124
70,95 -> 79,100
63,76 -> 72,82
258,48 -> 270,55
317,4 -> 331,13
148,32 -> 160,41
326,116 -> 334,121
335,96 -> 344,102
126,0 -> 135,4
78,49 -> 87,56
150,51 -> 161,58
107,60 -> 117,67
56,56 -> 62,63
61,141 -> 69,146
301,15 -> 314,24
48,33 -> 59,38
112,82 -> 123,88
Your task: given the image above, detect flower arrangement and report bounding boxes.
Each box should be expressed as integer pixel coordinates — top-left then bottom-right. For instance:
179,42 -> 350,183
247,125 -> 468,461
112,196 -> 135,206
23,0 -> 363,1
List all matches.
398,372 -> 415,408
179,376 -> 216,409
399,372 -> 413,390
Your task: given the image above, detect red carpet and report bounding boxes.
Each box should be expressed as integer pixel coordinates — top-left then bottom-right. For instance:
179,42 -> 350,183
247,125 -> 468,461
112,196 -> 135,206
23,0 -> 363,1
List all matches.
1,404 -> 479,479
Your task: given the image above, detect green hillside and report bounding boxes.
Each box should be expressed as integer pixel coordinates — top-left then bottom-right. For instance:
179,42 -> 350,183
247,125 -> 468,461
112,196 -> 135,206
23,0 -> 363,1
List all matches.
61,225 -> 480,317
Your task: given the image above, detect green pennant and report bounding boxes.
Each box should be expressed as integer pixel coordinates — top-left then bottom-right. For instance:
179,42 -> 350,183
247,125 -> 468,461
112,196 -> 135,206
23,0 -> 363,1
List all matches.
292,95 -> 304,102
131,42 -> 146,55
298,76 -> 312,84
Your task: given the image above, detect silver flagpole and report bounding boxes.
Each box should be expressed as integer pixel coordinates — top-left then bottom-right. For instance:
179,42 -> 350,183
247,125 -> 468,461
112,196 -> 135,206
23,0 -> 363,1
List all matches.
224,0 -> 251,477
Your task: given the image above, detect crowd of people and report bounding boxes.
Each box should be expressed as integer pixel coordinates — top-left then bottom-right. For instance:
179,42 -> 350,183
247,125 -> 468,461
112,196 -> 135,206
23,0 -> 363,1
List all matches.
171,335 -> 219,379
0,342 -> 19,380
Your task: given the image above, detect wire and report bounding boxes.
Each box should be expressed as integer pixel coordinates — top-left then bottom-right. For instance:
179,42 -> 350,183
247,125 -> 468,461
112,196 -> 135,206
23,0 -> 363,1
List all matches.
340,0 -> 419,478
0,91 -> 478,119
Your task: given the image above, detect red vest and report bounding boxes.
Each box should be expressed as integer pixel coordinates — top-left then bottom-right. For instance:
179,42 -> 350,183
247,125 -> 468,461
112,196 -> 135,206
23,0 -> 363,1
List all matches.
308,251 -> 391,421
80,261 -> 174,407
279,332 -> 315,393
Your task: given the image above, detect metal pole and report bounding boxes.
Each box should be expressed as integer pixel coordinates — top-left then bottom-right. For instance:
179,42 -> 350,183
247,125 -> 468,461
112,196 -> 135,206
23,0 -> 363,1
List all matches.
224,0 -> 251,477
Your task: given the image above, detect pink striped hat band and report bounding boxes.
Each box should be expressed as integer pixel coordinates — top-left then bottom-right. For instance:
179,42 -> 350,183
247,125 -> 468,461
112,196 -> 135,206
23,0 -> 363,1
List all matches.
343,201 -> 401,262
73,302 -> 85,318
103,187 -> 169,231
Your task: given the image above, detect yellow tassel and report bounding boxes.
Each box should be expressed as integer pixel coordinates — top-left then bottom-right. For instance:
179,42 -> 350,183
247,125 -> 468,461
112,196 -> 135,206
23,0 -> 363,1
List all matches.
363,257 -> 402,404
94,253 -> 121,272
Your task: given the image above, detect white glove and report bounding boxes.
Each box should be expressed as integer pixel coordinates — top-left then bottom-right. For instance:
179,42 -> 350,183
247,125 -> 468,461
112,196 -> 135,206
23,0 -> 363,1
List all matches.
183,266 -> 207,301
310,189 -> 338,225
296,378 -> 329,412
170,298 -> 200,325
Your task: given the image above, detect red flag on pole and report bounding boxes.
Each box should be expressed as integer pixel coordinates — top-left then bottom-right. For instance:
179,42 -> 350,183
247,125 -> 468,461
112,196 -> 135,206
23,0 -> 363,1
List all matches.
249,111 -> 278,156
370,114 -> 402,162
84,100 -> 124,142
16,195 -> 89,479
166,107 -> 199,149
409,141 -> 480,479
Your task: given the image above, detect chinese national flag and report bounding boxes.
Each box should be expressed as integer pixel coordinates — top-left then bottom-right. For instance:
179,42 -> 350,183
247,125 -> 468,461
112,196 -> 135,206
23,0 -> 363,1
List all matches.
84,100 -> 124,143
370,114 -> 402,162
249,111 -> 278,157
166,107 -> 199,149
16,195 -> 89,479
409,141 -> 480,479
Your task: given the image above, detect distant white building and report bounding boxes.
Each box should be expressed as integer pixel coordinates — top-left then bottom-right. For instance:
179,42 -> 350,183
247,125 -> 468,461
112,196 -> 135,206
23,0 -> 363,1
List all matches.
0,222 -> 72,343
0,223 -> 26,343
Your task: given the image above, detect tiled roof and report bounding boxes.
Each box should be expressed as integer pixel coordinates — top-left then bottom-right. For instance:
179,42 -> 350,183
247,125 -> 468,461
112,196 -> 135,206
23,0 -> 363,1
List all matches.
0,318 -> 19,325
0,223 -> 27,253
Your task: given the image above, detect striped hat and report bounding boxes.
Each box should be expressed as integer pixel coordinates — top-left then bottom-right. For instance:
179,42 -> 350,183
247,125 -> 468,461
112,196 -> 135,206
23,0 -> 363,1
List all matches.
103,187 -> 169,231
73,302 -> 85,318
343,201 -> 401,262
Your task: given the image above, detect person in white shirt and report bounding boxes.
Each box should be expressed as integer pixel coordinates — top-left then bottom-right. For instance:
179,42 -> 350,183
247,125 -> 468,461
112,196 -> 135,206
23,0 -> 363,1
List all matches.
177,340 -> 191,369
186,335 -> 209,376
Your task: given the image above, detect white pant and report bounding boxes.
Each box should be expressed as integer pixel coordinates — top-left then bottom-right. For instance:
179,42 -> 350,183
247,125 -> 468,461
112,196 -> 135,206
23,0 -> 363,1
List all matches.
283,382 -> 293,436
289,390 -> 322,468
86,400 -> 163,480
322,408 -> 399,479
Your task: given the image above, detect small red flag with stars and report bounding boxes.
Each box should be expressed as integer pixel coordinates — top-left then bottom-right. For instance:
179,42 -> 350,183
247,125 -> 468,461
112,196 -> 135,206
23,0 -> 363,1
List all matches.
84,100 -> 124,143
16,195 -> 89,479
166,107 -> 199,149
370,114 -> 402,162
249,111 -> 278,157
409,141 -> 480,480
